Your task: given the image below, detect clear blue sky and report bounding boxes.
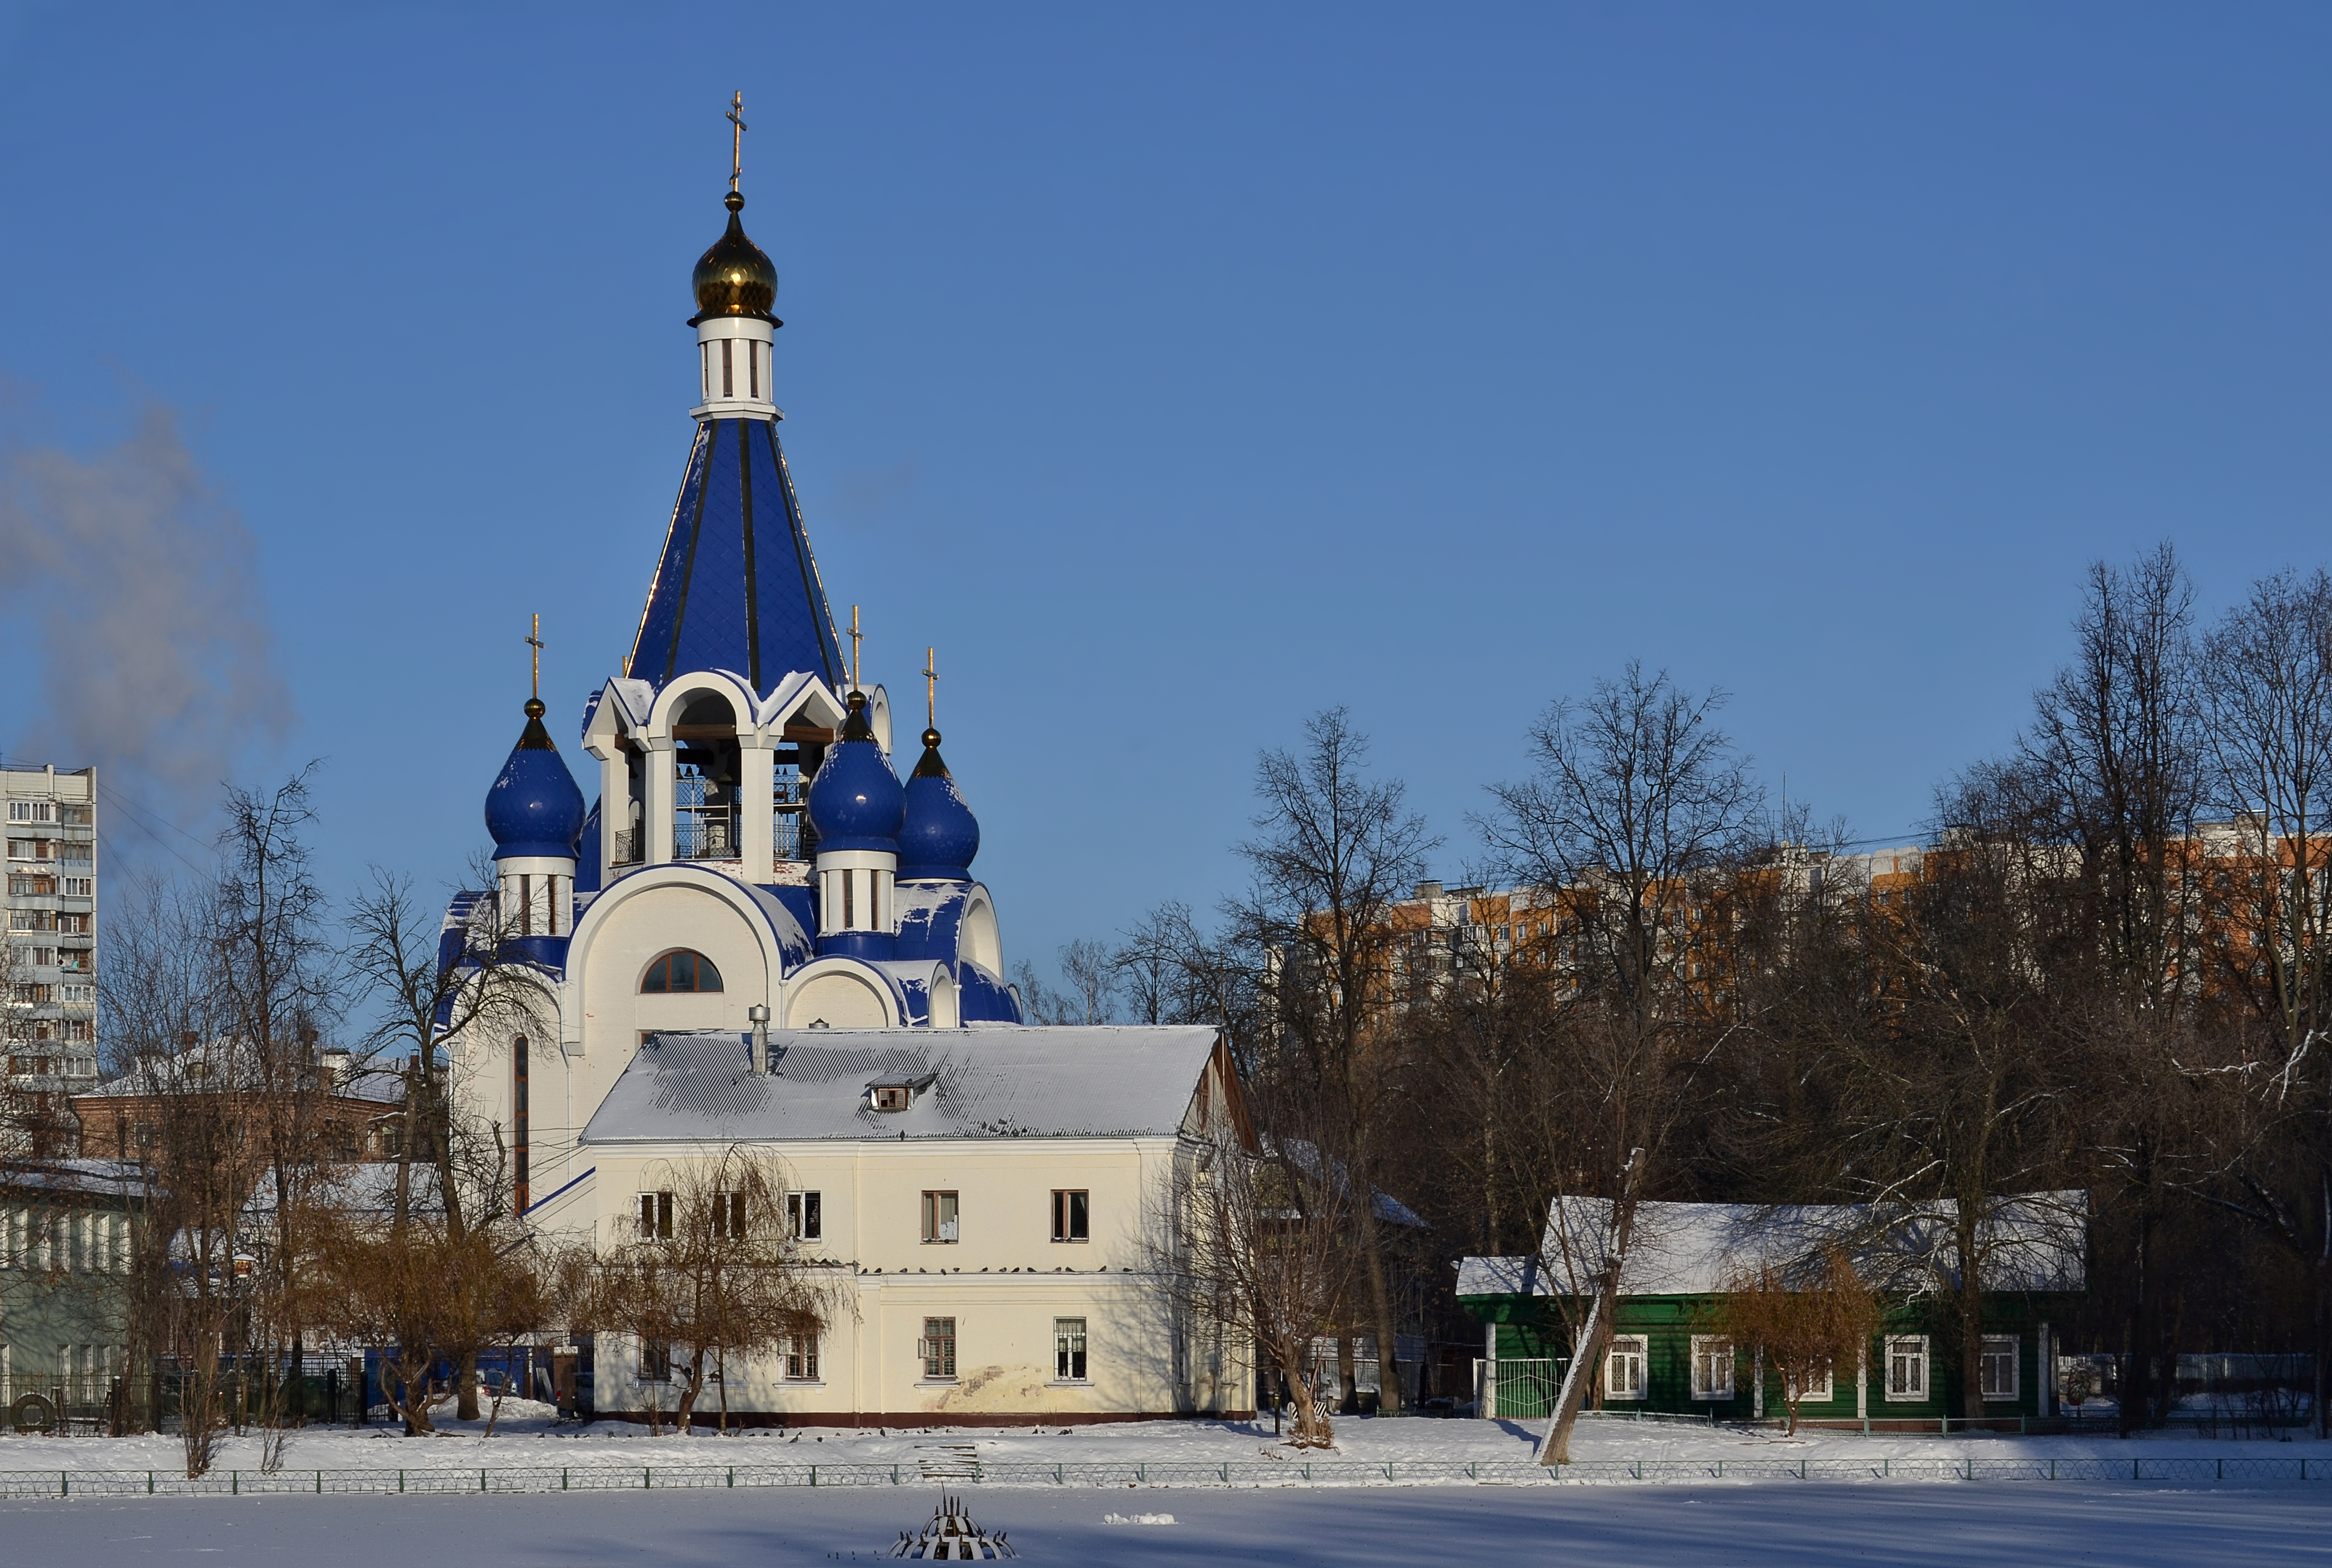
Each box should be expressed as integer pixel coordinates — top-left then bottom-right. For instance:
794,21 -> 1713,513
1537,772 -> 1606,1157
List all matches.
1,4 -> 2325,985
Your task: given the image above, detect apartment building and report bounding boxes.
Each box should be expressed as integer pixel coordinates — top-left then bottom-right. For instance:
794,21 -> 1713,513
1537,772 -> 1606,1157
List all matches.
3,767 -> 98,1118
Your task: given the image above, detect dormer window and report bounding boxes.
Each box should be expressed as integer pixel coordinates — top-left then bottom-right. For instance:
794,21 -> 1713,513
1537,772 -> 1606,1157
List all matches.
868,1071 -> 936,1112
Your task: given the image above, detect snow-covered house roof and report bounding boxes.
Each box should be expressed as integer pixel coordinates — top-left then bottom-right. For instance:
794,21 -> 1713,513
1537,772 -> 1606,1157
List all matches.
1457,1193 -> 2087,1300
581,1025 -> 1224,1146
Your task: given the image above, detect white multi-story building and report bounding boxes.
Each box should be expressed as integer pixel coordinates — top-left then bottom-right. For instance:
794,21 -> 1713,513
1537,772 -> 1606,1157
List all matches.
2,766 -> 98,1098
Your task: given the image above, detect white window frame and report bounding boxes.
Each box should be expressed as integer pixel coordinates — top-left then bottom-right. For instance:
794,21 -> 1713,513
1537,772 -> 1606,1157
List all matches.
1787,1358 -> 1834,1403
1980,1334 -> 2019,1402
1885,1335 -> 1928,1402
919,1316 -> 958,1381
1689,1334 -> 1735,1401
1053,1317 -> 1089,1383
786,1190 -> 822,1242
1605,1334 -> 1648,1402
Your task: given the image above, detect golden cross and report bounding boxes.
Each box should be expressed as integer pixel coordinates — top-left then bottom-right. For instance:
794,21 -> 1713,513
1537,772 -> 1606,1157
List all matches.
527,614 -> 544,701
846,604 -> 863,693
726,92 -> 747,194
922,647 -> 938,730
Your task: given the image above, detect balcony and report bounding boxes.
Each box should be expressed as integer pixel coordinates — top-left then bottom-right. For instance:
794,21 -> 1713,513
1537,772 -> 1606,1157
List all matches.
676,806 -> 737,861
612,830 -> 640,867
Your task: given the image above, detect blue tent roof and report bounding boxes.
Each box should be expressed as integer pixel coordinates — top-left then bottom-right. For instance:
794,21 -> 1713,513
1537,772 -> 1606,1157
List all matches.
627,417 -> 846,693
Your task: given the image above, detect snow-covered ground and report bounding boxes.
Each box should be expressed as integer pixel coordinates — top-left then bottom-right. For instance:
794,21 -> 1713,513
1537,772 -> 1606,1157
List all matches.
0,1400 -> 2325,1476
3,1482 -> 2326,1566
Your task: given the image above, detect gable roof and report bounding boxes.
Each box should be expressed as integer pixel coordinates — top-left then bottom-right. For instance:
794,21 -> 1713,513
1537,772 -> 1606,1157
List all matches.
581,1025 -> 1221,1145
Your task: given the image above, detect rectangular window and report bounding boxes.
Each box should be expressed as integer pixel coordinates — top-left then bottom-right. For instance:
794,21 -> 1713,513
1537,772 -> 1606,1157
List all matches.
711,1192 -> 746,1239
6,802 -> 53,822
511,1043 -> 529,1215
921,1190 -> 959,1243
785,1333 -> 820,1381
920,1316 -> 957,1380
1980,1334 -> 2019,1401
1054,1317 -> 1088,1382
637,1191 -> 673,1241
1789,1359 -> 1834,1403
749,339 -> 759,399
843,869 -> 855,928
787,1190 -> 822,1242
61,878 -> 91,897
639,1338 -> 671,1383
1885,1335 -> 1928,1402
1051,1189 -> 1089,1243
1605,1335 -> 1647,1401
721,337 -> 733,397
1689,1335 -> 1735,1401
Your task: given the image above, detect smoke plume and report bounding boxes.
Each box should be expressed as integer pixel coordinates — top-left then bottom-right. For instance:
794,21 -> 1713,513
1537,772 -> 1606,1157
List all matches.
0,404 -> 293,835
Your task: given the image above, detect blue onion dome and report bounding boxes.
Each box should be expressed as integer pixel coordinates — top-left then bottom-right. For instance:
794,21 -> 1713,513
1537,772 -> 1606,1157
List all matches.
898,728 -> 980,881
806,690 -> 904,852
689,191 -> 781,325
485,698 -> 588,861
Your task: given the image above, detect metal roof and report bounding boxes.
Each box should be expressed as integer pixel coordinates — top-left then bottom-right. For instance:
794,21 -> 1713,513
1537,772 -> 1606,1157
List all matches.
581,1025 -> 1220,1145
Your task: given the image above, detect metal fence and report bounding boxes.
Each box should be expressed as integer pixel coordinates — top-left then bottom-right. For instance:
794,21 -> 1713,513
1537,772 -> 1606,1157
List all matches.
0,1453 -> 2328,1500
1476,1358 -> 1565,1420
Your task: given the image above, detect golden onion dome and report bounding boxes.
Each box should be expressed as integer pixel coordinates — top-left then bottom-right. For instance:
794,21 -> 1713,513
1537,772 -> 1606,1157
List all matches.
690,191 -> 780,325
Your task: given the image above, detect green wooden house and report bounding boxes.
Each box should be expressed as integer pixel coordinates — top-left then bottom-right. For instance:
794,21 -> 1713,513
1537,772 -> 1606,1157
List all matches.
1457,1195 -> 2086,1428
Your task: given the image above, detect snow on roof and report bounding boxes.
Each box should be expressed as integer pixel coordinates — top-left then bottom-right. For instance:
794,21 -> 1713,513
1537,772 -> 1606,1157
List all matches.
3,1159 -> 143,1198
1456,1193 -> 2087,1299
1455,1255 -> 1539,1298
581,1025 -> 1221,1146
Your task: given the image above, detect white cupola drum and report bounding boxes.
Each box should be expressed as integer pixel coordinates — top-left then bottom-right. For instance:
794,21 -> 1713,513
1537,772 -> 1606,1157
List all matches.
806,689 -> 904,958
689,96 -> 783,422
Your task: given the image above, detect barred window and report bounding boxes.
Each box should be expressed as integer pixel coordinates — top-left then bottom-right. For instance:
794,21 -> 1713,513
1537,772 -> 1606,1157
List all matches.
1054,1318 -> 1088,1382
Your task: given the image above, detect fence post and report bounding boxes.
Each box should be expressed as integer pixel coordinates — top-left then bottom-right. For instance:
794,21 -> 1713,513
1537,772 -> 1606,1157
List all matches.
399,1470 -> 404,1493
1056,1464 -> 1063,1485
316,1471 -> 322,1494
60,1471 -> 67,1498
2133,1457 -> 2139,1481
232,1471 -> 238,1496
2218,1459 -> 2224,1482
481,1468 -> 487,1494
563,1467 -> 568,1491
810,1466 -> 817,1487
148,1471 -> 154,1495
727,1467 -> 733,1488
645,1466 -> 652,1490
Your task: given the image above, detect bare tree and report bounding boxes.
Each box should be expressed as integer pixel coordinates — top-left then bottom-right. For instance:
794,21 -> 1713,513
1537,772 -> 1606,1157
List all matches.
1146,1090 -> 1356,1448
344,867 -> 554,1421
584,1148 -> 842,1434
1479,663 -> 1761,1460
212,771 -> 339,1468
2018,545 -> 2207,1431
1713,1246 -> 1880,1435
1228,708 -> 1438,1415
1056,938 -> 1119,1025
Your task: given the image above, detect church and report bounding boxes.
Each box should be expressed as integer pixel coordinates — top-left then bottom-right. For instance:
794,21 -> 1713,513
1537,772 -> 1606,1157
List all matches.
442,119 -> 1249,1427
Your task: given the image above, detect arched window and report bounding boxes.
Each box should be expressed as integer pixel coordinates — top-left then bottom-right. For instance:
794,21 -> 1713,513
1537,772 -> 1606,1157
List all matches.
641,949 -> 724,994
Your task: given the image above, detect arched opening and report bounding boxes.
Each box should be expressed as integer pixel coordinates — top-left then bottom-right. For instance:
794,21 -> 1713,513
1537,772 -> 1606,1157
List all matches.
641,949 -> 725,994
960,897 -> 1003,976
785,969 -> 892,1028
673,690 -> 741,860
929,969 -> 960,1029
